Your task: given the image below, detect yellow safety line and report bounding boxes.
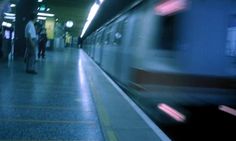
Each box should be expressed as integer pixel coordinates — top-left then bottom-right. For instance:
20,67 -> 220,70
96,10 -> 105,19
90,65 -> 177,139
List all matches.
83,58 -> 118,141
107,130 -> 118,141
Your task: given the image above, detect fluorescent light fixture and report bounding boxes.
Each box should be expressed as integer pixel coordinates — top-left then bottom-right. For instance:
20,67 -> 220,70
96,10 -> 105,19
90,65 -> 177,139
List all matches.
4,16 -> 15,20
87,3 -> 99,21
38,0 -> 43,2
80,3 -> 101,38
10,4 -> 16,7
37,12 -> 54,17
37,16 -> 47,20
2,21 -> 12,28
4,13 -> 15,16
81,21 -> 91,38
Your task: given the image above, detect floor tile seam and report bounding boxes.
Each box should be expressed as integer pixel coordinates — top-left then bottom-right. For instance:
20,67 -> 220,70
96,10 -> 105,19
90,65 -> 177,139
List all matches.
4,88 -> 80,93
0,118 -> 98,125
0,139 -> 99,141
0,92 -> 81,96
0,105 -> 95,112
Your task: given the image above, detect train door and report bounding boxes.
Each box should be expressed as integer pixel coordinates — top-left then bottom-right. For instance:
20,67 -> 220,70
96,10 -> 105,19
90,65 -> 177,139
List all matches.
94,30 -> 103,65
91,34 -> 96,59
113,17 -> 128,80
100,24 -> 115,74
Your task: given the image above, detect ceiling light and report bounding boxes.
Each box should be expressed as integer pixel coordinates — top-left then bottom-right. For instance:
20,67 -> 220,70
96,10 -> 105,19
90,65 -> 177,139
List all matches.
2,21 -> 12,28
38,0 -> 43,2
4,13 -> 15,16
80,3 -> 100,37
66,21 -> 74,28
37,16 -> 47,20
4,16 -> 15,20
10,4 -> 16,7
37,12 -> 55,17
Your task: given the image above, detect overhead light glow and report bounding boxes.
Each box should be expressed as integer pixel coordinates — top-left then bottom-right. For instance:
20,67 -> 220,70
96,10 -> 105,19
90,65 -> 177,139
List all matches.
87,3 -> 99,21
4,13 -> 15,16
37,16 -> 47,20
2,21 -> 12,28
10,4 -> 16,7
37,12 -> 55,17
46,8 -> 50,11
4,16 -> 15,20
66,21 -> 74,28
38,0 -> 43,2
80,3 -> 101,38
157,103 -> 186,122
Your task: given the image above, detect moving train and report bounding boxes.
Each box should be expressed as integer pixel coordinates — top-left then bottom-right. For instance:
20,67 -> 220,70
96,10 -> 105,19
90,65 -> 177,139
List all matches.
82,0 -> 236,91
82,0 -> 236,140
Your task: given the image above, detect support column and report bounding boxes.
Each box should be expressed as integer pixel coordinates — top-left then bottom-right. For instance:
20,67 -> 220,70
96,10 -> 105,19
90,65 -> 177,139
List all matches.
14,0 -> 37,57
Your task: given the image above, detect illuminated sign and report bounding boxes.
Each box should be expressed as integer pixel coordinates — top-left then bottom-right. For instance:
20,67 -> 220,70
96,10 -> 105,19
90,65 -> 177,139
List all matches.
45,19 -> 55,39
155,0 -> 187,16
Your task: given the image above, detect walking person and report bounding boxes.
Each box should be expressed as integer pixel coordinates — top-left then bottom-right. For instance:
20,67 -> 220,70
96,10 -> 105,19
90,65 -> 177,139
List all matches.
24,13 -> 37,74
38,28 -> 47,60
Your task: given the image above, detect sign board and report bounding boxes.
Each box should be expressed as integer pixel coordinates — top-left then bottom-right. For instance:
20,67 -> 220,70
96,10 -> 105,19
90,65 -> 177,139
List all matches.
45,18 -> 55,39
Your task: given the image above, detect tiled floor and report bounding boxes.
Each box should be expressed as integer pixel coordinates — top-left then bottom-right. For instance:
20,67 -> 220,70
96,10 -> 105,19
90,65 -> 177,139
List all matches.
0,48 -> 104,141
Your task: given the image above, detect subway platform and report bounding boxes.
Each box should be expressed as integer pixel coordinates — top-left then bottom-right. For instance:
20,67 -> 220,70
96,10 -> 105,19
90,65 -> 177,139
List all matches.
0,48 -> 170,141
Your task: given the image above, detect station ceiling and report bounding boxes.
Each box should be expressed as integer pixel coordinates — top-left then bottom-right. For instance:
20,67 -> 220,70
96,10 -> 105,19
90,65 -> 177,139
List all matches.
43,0 -> 94,36
5,0 -> 141,37
44,0 -> 140,37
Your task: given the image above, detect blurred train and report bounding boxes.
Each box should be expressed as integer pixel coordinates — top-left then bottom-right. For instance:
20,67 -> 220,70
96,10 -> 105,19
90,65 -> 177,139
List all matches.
82,0 -> 236,140
83,0 -> 236,91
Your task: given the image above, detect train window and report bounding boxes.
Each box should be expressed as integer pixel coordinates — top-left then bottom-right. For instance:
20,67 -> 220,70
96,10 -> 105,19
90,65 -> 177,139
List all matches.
100,29 -> 105,47
158,15 -> 177,50
96,33 -> 102,47
114,20 -> 125,46
104,27 -> 111,45
226,15 -> 236,57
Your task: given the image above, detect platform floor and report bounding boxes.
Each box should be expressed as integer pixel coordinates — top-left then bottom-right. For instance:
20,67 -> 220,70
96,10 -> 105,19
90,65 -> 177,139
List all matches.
0,48 -> 167,141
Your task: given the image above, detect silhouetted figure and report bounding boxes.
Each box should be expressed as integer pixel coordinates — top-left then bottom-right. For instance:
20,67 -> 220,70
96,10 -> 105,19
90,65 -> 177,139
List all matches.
38,28 -> 47,59
24,13 -> 37,74
77,36 -> 82,48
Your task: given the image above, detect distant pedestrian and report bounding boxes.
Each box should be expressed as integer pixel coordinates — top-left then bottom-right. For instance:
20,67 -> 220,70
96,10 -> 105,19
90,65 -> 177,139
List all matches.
24,13 -> 37,74
38,28 -> 47,59
77,36 -> 82,48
